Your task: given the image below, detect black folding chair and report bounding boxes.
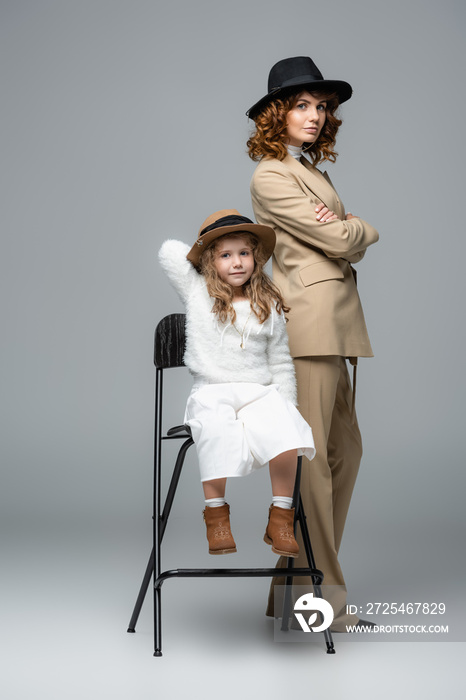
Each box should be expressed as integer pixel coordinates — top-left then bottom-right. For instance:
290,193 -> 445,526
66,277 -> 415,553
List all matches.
127,313 -> 335,656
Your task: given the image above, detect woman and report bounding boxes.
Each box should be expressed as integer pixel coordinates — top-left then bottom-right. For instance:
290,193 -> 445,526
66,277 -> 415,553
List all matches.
247,56 -> 379,631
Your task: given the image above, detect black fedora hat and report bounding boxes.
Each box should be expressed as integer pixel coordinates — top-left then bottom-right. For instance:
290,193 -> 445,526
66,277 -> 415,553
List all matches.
247,56 -> 352,120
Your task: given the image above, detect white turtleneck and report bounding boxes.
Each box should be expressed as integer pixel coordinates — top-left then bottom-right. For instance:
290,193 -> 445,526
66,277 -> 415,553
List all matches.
286,144 -> 303,160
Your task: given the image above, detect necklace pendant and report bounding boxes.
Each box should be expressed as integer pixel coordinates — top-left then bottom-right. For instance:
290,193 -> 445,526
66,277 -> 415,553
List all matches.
232,309 -> 252,350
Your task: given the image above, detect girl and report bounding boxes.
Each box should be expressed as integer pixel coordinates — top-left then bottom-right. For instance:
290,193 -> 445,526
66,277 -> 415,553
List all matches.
246,56 -> 379,629
158,209 -> 315,558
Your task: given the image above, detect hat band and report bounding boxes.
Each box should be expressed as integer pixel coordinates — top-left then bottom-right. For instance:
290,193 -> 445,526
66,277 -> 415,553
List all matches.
199,214 -> 254,237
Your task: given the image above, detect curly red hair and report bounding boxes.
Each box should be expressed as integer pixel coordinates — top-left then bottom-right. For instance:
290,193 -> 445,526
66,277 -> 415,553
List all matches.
247,91 -> 342,165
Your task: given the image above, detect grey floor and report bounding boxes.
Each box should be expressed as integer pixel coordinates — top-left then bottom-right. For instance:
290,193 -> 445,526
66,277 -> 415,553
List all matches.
3,512 -> 464,700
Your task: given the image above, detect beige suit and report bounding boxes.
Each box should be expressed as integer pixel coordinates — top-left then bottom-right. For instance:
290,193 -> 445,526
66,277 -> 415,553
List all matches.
251,155 -> 379,629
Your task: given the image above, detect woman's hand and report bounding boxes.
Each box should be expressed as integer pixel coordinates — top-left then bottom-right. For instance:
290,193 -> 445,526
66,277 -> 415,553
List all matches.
345,212 -> 359,220
315,203 -> 339,222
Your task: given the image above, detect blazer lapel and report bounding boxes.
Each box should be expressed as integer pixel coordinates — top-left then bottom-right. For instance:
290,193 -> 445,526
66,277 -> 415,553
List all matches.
320,168 -> 345,219
284,155 -> 345,218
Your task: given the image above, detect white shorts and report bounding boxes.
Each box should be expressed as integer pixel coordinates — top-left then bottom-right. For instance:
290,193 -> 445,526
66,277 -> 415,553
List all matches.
184,382 -> 315,482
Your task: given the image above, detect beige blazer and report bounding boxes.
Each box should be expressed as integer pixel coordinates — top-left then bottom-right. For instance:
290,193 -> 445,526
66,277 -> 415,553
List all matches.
250,155 -> 379,358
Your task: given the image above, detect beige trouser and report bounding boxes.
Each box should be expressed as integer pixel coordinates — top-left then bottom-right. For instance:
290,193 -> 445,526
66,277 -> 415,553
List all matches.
266,356 -> 363,630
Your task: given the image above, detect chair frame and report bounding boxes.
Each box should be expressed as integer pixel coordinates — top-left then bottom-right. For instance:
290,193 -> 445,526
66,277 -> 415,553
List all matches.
127,314 -> 335,656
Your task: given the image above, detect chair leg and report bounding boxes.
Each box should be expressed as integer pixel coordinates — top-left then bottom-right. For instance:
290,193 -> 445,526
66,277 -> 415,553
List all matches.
127,436 -> 193,635
153,580 -> 163,656
127,548 -> 154,633
280,556 -> 295,631
279,458 -> 335,653
152,436 -> 193,653
153,494 -> 163,656
280,457 -> 301,631
296,498 -> 335,654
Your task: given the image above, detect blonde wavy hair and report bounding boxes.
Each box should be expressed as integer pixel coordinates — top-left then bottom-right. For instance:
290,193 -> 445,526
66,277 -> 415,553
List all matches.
247,91 -> 342,165
199,232 -> 289,325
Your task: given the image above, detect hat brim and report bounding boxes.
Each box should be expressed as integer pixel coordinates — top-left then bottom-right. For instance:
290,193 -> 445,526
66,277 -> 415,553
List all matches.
247,79 -> 352,119
187,223 -> 276,266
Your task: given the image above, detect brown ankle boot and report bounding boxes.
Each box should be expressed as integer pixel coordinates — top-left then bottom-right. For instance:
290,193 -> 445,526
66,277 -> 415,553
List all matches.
203,504 -> 237,555
263,505 -> 299,558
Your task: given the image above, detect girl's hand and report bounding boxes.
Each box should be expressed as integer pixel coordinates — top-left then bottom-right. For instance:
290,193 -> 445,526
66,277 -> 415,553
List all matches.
315,203 -> 339,222
345,212 -> 359,220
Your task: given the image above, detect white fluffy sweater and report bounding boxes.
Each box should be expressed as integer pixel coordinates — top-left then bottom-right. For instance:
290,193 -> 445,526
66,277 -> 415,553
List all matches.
158,240 -> 297,405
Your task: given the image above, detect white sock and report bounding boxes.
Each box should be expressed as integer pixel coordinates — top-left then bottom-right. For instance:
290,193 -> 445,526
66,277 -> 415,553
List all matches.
205,497 -> 226,508
272,496 -> 293,510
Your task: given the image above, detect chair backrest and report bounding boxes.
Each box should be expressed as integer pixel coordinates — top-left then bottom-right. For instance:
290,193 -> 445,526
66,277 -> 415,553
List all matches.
154,314 -> 186,369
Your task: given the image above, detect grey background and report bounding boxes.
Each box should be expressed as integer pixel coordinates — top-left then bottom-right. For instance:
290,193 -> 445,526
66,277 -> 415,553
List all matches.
1,0 -> 465,697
